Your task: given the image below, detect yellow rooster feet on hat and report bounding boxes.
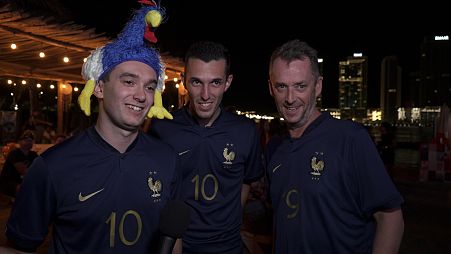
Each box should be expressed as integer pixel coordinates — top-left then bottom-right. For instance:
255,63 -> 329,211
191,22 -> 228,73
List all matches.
78,79 -> 96,116
148,90 -> 173,119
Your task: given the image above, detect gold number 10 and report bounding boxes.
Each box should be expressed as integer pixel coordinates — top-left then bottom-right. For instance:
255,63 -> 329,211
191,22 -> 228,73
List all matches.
106,210 -> 142,247
191,173 -> 219,201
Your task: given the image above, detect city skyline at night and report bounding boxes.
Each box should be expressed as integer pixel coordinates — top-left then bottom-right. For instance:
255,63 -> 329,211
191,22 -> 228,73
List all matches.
3,0 -> 450,115
61,0 -> 450,114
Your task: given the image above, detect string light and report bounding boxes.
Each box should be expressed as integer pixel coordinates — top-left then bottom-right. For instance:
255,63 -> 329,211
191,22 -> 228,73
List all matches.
21,80 -> 26,85
74,87 -> 79,92
7,80 -> 12,84
38,43 -> 46,58
83,58 -> 87,63
63,56 -> 70,63
36,83 -> 42,88
10,43 -> 17,49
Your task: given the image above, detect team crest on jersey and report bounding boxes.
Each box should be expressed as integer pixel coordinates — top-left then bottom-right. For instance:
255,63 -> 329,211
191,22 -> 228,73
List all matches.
310,152 -> 325,180
222,143 -> 235,166
147,170 -> 162,202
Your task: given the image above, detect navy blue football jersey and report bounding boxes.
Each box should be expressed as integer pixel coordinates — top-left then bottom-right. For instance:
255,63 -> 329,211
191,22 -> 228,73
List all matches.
267,113 -> 404,254
6,127 -> 181,253
151,108 -> 263,254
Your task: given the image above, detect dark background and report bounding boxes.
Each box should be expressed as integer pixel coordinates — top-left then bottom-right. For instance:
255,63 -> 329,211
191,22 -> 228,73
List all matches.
61,0 -> 450,114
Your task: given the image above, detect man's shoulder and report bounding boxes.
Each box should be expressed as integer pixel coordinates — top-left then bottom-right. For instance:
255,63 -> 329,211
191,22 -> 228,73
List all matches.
6,148 -> 21,157
219,111 -> 256,128
321,116 -> 364,133
39,130 -> 90,160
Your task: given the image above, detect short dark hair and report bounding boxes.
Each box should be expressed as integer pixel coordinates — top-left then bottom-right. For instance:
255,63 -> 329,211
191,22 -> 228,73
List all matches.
269,39 -> 320,80
19,130 -> 35,140
184,41 -> 231,76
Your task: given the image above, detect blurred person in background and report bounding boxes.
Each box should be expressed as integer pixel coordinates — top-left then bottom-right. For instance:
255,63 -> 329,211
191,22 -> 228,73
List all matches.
0,130 -> 38,199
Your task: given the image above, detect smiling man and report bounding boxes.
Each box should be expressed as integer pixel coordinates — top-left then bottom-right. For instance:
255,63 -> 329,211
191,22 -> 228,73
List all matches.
266,39 -> 404,254
150,41 -> 263,254
1,2 -> 183,253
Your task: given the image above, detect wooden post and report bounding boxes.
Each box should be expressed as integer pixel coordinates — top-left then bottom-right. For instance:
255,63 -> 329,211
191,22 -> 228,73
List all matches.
57,80 -> 64,134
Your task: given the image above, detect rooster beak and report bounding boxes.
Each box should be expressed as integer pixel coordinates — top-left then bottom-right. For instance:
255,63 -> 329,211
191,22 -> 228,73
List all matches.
145,10 -> 162,27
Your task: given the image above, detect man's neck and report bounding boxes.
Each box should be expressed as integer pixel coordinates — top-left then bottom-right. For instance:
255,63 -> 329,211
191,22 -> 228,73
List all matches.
188,106 -> 221,127
95,123 -> 138,153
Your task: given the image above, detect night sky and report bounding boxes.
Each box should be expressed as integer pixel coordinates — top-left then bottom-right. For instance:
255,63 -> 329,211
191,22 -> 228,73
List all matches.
62,0 -> 450,114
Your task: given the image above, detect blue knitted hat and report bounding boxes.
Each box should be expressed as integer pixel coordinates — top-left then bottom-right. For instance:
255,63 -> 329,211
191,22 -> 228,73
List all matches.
99,4 -> 165,80
79,0 -> 173,119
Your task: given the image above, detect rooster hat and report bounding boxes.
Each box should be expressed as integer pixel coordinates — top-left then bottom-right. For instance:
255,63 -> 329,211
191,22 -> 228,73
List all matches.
78,0 -> 172,120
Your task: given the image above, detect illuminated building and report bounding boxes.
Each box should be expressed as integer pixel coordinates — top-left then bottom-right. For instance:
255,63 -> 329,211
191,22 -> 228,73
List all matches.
418,35 -> 450,106
380,56 -> 402,123
338,53 -> 368,121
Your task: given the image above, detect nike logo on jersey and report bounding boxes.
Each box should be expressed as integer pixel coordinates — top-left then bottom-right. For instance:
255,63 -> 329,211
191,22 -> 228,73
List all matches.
272,164 -> 282,173
178,149 -> 190,156
79,188 -> 104,202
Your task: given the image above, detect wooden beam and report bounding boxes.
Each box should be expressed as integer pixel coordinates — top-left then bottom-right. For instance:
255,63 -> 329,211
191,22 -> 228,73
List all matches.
42,64 -> 84,72
0,24 -> 93,52
0,61 -> 84,83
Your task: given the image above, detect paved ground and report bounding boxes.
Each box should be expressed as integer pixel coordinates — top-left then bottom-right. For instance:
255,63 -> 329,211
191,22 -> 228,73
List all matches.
396,180 -> 451,254
1,167 -> 450,253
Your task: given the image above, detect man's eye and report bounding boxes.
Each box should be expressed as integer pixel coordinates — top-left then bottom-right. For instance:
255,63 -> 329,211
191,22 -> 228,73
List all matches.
295,84 -> 307,89
145,85 -> 156,91
123,80 -> 134,86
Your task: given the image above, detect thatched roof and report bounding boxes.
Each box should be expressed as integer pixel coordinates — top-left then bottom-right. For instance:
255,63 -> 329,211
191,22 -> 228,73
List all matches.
0,1 -> 183,84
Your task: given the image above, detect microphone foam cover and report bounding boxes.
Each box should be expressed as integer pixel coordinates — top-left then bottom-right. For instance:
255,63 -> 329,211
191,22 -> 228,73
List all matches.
159,200 -> 191,238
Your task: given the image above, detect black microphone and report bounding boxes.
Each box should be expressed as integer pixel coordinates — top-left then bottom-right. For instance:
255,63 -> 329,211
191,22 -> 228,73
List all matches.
156,200 -> 191,254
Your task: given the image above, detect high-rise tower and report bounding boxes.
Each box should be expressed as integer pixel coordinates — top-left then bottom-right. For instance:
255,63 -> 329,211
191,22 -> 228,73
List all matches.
338,54 -> 368,121
380,56 -> 402,123
419,35 -> 450,106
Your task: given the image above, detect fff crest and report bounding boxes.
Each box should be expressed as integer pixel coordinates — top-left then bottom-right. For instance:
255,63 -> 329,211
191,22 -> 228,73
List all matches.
310,152 -> 325,180
147,170 -> 162,201
222,143 -> 235,165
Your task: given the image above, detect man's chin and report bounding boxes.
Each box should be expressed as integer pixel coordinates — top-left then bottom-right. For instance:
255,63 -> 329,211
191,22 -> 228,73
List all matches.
196,111 -> 213,120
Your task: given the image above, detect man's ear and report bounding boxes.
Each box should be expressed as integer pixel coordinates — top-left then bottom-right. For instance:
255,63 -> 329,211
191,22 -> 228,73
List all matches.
224,74 -> 233,92
315,76 -> 323,98
93,80 -> 104,99
268,80 -> 274,97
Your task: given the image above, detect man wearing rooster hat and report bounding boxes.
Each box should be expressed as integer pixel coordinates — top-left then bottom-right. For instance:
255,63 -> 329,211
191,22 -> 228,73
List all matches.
1,1 -> 184,253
